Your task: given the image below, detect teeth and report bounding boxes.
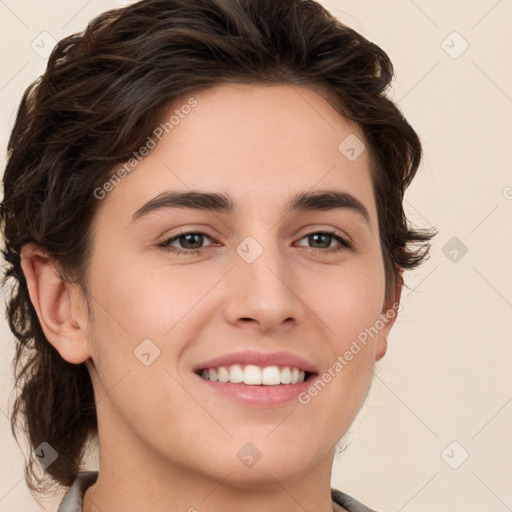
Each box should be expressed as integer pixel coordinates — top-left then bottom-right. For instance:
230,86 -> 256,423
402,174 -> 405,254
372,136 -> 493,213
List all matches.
244,364 -> 262,385
218,366 -> 229,383
228,364 -> 243,383
261,366 -> 280,385
280,366 -> 291,384
200,364 -> 308,385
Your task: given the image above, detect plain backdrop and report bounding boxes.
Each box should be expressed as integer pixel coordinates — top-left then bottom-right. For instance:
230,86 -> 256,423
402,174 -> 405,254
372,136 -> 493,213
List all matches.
0,1 -> 511,511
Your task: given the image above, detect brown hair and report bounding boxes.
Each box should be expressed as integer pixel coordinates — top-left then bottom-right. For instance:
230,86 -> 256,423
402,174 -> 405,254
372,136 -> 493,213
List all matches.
0,0 -> 436,499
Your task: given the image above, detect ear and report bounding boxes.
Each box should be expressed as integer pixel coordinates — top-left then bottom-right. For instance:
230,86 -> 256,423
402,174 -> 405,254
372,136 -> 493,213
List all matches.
20,243 -> 91,364
375,270 -> 403,362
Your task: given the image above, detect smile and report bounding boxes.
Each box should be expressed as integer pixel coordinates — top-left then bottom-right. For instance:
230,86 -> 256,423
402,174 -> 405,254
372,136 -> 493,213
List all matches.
193,350 -> 319,405
196,364 -> 312,385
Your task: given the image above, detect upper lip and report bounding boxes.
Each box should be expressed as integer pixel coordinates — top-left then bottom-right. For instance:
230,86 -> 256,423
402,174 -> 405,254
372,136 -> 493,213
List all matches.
193,350 -> 318,374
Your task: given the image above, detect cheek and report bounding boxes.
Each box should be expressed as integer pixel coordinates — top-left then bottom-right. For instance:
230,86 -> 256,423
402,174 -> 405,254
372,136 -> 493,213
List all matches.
84,255 -> 226,408
311,257 -> 386,344
84,259 -> 200,425
88,251 -> 219,341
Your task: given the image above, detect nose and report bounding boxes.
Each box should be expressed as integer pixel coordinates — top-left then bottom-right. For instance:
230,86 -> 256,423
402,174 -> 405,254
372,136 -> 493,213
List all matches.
222,242 -> 305,333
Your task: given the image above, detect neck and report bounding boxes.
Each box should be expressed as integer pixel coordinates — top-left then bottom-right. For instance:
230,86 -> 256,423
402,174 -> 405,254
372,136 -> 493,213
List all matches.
82,440 -> 340,512
81,386 -> 345,512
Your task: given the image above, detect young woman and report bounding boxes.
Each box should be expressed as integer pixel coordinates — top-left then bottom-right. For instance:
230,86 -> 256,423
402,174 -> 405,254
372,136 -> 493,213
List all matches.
1,1 -> 435,511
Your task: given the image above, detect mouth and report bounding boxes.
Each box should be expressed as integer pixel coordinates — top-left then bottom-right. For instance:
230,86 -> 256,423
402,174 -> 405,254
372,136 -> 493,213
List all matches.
192,350 -> 319,406
194,364 -> 317,386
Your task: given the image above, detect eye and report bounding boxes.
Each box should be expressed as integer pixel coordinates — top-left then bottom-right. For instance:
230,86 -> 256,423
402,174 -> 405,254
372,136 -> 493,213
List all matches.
158,230 -> 351,257
295,231 -> 351,254
157,231 -> 214,256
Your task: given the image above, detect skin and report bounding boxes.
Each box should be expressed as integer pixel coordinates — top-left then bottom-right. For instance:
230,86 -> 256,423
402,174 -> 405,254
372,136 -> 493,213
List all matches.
21,83 -> 401,512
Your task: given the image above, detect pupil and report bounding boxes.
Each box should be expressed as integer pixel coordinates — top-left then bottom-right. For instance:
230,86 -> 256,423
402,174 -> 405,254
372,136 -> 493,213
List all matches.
311,233 -> 330,248
182,234 -> 202,249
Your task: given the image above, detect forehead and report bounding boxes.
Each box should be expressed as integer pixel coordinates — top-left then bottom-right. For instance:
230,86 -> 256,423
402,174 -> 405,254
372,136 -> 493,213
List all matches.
98,82 -> 377,224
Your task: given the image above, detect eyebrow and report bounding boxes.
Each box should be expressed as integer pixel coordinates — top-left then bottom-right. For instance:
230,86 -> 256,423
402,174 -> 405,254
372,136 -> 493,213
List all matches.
131,189 -> 370,225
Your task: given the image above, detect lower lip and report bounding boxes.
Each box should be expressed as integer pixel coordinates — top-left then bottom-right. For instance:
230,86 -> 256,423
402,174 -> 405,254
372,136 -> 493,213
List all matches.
194,373 -> 316,407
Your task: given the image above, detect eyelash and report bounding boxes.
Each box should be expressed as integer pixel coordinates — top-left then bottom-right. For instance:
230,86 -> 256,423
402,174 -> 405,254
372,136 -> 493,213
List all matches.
157,230 -> 352,256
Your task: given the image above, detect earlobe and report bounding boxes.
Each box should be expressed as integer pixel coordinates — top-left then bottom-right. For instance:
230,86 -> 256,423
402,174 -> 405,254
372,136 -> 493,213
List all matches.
375,336 -> 388,362
376,270 -> 404,362
20,243 -> 91,365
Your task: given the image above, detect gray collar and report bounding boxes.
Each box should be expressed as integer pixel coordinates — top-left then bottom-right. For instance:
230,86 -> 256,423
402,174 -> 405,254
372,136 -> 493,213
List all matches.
57,471 -> 379,512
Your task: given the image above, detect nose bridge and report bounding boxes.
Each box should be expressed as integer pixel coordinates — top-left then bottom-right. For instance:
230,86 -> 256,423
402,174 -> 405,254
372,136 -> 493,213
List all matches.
223,231 -> 303,330
240,237 -> 288,294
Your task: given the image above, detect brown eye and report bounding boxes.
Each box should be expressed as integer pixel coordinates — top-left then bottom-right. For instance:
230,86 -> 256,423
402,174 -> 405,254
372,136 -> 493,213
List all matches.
158,231 -> 214,255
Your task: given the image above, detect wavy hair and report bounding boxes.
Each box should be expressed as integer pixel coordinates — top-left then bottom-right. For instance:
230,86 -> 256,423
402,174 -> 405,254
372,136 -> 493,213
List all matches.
0,0 -> 436,498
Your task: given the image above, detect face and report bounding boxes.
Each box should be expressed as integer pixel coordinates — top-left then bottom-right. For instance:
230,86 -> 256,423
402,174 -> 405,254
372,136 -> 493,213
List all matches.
79,83 -> 399,486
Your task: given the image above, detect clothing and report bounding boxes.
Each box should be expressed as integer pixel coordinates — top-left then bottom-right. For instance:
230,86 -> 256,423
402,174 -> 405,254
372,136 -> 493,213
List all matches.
57,471 -> 379,512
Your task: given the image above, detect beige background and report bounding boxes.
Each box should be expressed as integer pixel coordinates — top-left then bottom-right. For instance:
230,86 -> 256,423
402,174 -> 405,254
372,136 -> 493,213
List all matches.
1,1 -> 511,511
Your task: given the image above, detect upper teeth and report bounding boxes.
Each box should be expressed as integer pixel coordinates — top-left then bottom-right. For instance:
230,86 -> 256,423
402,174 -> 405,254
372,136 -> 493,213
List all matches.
200,365 -> 306,385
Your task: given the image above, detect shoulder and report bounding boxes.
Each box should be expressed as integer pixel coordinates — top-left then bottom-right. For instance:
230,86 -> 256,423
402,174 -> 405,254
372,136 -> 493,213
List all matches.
331,487 -> 382,512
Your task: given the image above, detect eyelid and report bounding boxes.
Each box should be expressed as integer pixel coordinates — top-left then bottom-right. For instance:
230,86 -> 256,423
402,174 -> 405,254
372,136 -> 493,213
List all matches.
156,225 -> 216,243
